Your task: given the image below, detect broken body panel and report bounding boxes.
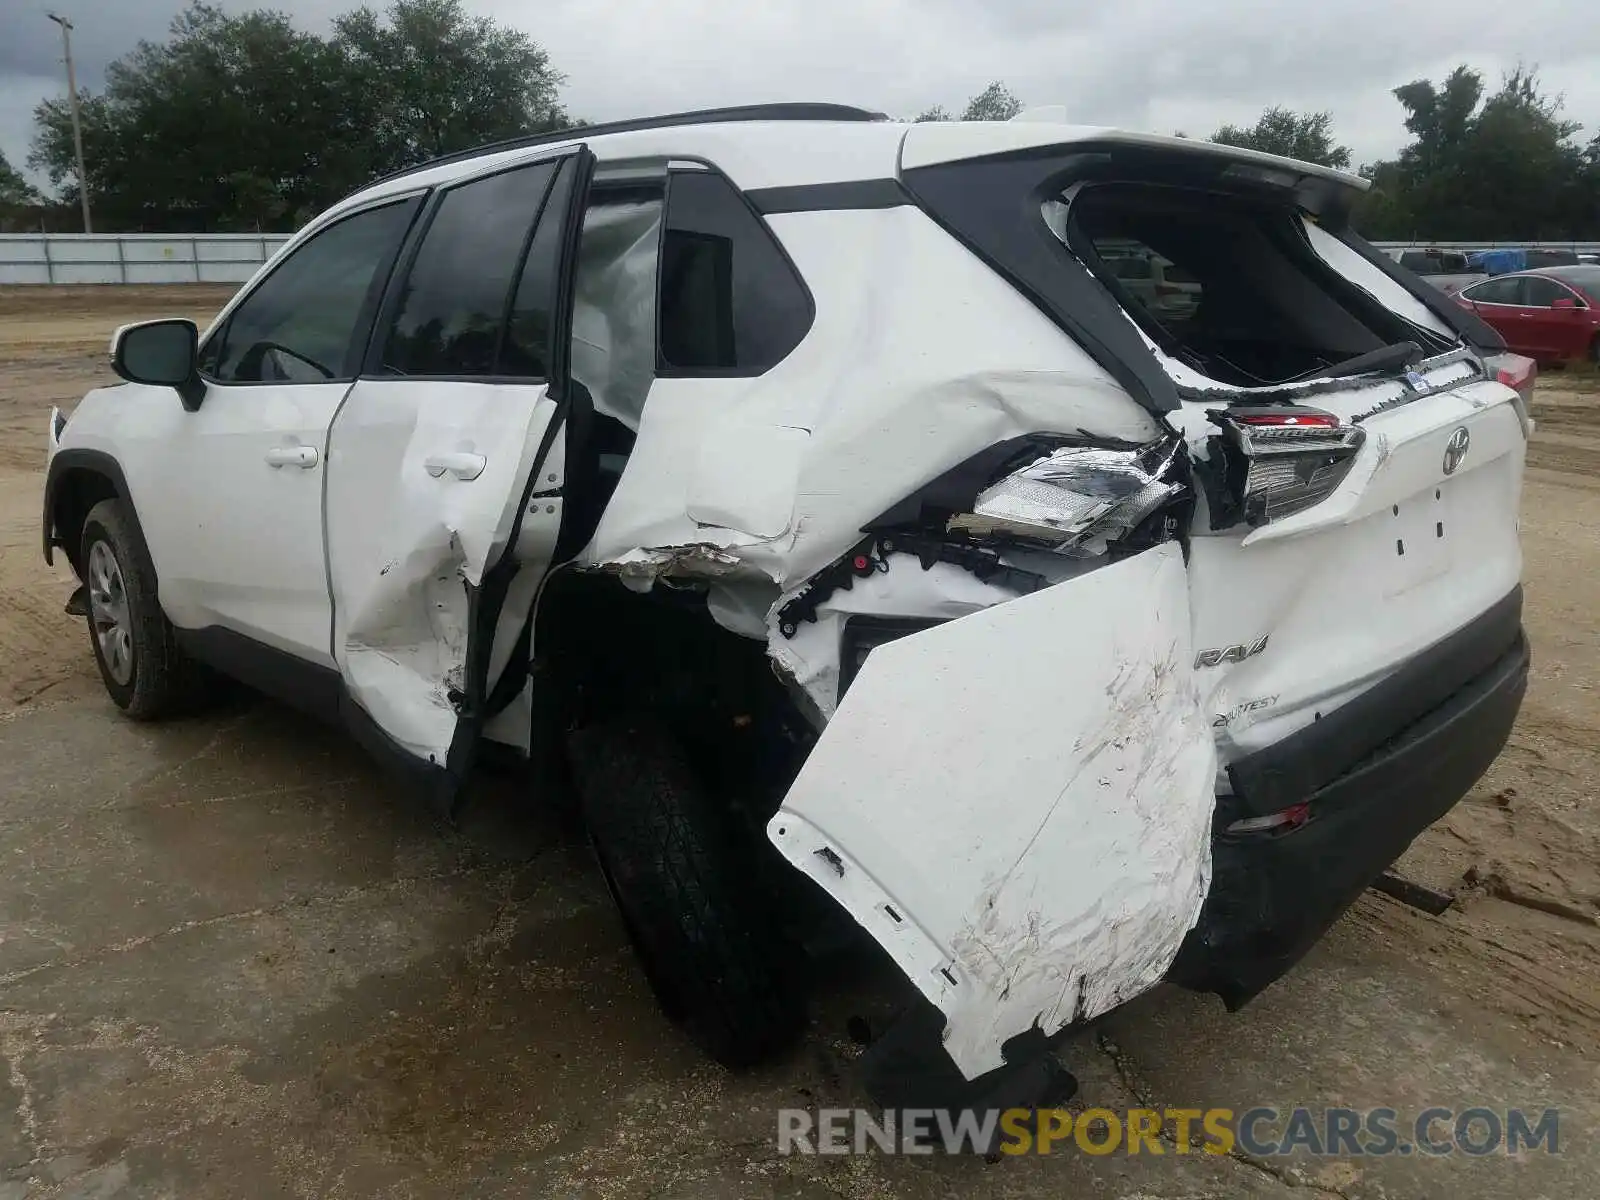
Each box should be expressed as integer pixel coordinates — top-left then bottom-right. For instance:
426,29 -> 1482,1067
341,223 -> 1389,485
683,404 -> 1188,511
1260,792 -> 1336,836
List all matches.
49,117 -> 1527,1084
558,129 -> 1525,1077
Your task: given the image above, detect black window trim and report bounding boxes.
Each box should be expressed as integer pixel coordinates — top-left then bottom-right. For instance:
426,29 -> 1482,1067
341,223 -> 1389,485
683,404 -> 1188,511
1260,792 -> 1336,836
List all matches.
360,143 -> 588,385
653,157 -> 818,381
199,191 -> 426,388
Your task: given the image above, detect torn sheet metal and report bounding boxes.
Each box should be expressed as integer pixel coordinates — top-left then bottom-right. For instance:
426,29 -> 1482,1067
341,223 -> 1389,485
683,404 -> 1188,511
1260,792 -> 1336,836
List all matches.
768,544 -> 1216,1079
766,551 -> 1029,721
578,205 -> 1165,587
325,378 -> 563,765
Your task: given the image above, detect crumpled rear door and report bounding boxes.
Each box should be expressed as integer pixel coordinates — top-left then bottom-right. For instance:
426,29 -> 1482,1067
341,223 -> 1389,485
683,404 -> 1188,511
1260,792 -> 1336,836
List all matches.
767,542 -> 1216,1080
324,145 -> 594,796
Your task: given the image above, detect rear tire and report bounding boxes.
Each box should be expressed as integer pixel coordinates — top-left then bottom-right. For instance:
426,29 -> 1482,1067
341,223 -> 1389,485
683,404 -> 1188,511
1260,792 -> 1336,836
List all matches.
568,716 -> 806,1067
1589,334 -> 1599,364
80,498 -> 208,719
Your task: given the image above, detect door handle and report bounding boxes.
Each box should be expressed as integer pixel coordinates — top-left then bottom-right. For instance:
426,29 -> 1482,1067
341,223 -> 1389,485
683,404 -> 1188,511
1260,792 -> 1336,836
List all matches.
264,444 -> 319,469
424,452 -> 487,481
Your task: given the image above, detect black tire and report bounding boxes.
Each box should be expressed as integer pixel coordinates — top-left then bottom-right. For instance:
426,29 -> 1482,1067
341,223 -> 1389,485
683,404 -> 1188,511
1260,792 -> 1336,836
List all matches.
1590,334 -> 1599,364
569,717 -> 806,1067
79,498 -> 207,719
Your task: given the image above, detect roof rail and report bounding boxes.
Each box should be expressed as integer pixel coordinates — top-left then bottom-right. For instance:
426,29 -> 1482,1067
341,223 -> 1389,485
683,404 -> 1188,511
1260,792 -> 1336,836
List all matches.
364,103 -> 890,190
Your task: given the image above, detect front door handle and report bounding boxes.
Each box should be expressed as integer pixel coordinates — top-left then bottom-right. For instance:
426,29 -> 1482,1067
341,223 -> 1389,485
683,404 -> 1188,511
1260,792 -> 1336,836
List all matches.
265,444 -> 319,469
424,452 -> 487,481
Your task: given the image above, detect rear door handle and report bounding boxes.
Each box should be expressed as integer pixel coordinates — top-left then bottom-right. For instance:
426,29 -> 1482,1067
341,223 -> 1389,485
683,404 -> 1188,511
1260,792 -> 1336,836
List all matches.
265,444 -> 318,469
424,451 -> 487,481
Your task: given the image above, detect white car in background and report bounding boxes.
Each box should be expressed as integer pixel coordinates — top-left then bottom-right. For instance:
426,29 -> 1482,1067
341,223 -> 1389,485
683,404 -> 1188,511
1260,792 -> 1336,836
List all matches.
43,106 -> 1533,1090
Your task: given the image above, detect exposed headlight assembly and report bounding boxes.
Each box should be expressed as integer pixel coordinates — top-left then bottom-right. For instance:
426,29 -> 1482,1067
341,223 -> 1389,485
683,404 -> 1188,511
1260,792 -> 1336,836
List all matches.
948,440 -> 1185,556
865,431 -> 1190,558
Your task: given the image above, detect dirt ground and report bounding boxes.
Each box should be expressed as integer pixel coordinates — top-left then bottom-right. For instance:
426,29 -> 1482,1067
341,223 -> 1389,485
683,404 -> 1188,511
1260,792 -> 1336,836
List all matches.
1,285 -> 1598,1198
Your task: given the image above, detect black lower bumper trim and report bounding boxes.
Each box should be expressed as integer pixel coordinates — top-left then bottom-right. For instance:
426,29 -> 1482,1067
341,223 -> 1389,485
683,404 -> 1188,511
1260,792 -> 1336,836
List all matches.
1170,629 -> 1529,1008
1227,586 -> 1523,817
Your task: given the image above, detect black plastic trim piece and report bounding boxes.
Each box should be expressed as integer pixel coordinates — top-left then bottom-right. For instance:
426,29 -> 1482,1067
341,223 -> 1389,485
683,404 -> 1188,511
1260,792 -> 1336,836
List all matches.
746,178 -> 911,214
341,691 -> 457,814
1227,586 -> 1524,816
1172,629 -> 1528,1008
174,626 -> 343,724
42,449 -> 139,573
174,624 -> 460,808
361,104 -> 891,192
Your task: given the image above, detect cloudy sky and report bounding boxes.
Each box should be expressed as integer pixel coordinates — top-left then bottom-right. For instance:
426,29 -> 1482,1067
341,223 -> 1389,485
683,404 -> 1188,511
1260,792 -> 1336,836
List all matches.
3,0 -> 1597,189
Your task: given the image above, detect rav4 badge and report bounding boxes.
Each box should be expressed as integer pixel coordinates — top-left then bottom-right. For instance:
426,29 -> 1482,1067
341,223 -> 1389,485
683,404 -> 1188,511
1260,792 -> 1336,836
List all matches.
1194,636 -> 1270,670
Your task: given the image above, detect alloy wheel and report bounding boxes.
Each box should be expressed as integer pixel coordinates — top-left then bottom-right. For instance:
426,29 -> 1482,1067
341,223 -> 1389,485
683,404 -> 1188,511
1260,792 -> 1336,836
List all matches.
87,539 -> 135,686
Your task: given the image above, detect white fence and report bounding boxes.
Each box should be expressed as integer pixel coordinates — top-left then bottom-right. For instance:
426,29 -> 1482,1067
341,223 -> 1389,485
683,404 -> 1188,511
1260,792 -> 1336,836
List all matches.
1,233 -> 1594,287
0,233 -> 292,285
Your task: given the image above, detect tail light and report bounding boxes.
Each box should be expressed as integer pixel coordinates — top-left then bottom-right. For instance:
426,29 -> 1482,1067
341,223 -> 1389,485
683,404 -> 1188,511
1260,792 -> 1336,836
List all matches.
1209,406 -> 1365,528
1488,352 -> 1537,405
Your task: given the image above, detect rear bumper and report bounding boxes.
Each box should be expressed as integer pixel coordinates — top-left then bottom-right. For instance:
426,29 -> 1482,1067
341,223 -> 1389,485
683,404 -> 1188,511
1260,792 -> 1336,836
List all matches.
1170,619 -> 1529,1008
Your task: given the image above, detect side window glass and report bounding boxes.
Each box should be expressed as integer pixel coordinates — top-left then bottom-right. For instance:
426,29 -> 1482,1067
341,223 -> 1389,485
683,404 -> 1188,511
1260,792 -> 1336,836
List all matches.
1520,277 -> 1564,308
1467,277 -> 1520,305
207,198 -> 418,384
380,161 -> 559,378
657,171 -> 812,374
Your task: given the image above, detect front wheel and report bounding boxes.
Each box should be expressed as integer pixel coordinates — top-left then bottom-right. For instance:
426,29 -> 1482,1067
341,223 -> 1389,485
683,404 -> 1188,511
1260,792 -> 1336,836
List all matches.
80,499 -> 207,719
568,717 -> 807,1067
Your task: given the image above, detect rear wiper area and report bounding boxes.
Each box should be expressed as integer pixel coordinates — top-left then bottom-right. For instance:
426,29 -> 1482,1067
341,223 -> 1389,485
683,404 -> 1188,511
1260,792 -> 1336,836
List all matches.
1320,340 -> 1423,381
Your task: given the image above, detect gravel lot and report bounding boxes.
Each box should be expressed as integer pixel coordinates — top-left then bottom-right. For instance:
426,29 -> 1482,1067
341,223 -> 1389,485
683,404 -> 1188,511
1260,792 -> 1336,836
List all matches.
1,285 -> 1597,1198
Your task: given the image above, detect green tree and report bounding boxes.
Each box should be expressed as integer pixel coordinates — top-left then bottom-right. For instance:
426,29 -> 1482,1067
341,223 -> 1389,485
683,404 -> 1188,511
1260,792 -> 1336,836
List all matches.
28,0 -> 571,231
31,3 -> 357,230
0,150 -> 39,208
332,0 -> 569,169
1210,107 -> 1352,169
961,82 -> 1023,122
912,81 -> 1022,123
1354,67 -> 1593,240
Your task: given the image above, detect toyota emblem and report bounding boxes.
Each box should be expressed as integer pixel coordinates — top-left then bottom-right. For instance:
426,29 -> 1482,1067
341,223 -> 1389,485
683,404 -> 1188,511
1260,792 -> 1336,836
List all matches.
1442,427 -> 1470,475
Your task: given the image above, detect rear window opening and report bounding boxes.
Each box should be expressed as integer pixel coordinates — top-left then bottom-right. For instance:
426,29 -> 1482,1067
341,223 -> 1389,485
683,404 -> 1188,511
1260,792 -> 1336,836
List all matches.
1060,184 -> 1454,390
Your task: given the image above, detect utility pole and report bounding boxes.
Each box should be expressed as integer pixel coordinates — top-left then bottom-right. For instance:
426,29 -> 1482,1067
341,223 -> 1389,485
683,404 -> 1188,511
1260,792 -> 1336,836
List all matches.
47,13 -> 92,233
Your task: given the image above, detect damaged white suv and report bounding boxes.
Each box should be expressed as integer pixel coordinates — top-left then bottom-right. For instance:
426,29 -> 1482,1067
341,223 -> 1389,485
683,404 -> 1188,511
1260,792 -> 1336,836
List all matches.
44,105 -> 1533,1084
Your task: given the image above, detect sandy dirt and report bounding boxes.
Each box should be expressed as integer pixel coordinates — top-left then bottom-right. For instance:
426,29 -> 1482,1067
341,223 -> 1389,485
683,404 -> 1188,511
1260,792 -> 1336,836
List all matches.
1,286 -> 1597,1196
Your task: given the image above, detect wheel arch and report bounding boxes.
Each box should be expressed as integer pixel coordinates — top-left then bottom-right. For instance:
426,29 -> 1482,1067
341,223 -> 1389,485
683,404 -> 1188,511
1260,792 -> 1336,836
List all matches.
43,451 -> 146,581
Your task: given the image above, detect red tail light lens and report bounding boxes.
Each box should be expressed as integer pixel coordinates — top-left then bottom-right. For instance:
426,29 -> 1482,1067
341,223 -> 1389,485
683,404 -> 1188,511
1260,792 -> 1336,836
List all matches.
1492,353 -> 1536,395
1210,406 -> 1366,527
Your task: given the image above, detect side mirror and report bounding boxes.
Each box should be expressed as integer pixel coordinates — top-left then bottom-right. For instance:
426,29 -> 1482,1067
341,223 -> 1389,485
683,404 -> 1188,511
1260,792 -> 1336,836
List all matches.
111,319 -> 204,411
1551,297 -> 1579,310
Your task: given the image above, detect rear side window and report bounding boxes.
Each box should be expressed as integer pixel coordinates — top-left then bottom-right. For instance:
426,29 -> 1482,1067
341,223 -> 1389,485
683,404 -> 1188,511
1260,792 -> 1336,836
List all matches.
380,161 -> 560,378
1521,277 -> 1572,308
1464,277 -> 1524,305
657,171 -> 812,374
206,198 -> 418,384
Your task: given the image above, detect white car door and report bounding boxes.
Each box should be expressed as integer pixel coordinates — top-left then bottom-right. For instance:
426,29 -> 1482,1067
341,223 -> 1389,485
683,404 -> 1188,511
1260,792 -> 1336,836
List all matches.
135,196 -> 422,664
768,542 -> 1218,1081
324,146 -> 593,784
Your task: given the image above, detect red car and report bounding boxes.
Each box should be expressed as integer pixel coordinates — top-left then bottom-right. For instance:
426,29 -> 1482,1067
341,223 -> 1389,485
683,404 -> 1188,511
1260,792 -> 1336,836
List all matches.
1456,266 -> 1600,364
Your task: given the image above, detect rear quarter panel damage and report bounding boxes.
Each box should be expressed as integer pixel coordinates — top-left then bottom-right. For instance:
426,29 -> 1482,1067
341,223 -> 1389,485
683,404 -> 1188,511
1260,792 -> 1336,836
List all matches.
768,544 -> 1215,1079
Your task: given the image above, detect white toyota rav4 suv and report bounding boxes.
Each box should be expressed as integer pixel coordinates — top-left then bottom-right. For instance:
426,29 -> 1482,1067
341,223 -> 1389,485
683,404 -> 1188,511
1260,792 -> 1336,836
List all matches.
44,105 -> 1533,1087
